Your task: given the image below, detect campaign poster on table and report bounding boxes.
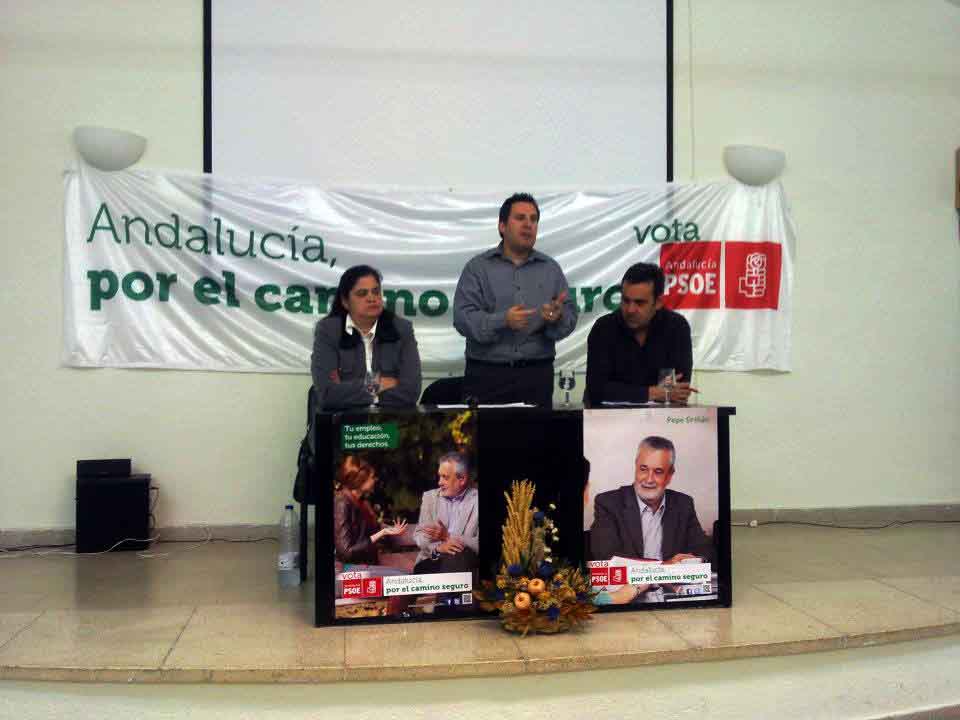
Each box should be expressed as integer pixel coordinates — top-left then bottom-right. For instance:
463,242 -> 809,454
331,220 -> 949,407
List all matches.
583,407 -> 720,608
331,410 -> 479,623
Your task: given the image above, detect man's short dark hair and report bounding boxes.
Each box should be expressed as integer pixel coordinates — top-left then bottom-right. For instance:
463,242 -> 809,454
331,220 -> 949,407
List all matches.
498,193 -> 540,239
637,435 -> 676,468
621,262 -> 665,299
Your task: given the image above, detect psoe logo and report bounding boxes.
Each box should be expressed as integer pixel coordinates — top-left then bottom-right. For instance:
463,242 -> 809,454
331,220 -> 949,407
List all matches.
724,242 -> 782,310
659,241 -> 722,310
738,253 -> 767,298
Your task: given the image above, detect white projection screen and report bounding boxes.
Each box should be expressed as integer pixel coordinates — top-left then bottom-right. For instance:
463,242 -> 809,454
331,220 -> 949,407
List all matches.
206,1 -> 673,186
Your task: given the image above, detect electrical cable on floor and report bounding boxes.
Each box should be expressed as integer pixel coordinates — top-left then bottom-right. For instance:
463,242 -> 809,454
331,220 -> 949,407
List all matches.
733,519 -> 960,530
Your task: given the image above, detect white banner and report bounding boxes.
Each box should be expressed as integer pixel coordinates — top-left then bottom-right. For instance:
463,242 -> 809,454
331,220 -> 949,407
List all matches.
63,168 -> 795,373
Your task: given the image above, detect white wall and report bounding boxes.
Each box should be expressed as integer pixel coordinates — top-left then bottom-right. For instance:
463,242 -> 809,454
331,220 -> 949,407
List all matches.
673,0 -> 960,508
1,0 -> 958,532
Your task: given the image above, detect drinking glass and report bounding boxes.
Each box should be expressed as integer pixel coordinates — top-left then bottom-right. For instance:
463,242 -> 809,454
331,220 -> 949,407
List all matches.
364,370 -> 381,404
557,369 -> 576,408
658,368 -> 676,405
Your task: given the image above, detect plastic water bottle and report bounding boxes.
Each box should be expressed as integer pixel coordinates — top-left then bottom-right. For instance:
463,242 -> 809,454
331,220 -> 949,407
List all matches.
278,504 -> 301,587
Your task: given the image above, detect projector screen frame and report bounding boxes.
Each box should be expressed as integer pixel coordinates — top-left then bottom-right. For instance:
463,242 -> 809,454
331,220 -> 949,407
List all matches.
202,0 -> 675,183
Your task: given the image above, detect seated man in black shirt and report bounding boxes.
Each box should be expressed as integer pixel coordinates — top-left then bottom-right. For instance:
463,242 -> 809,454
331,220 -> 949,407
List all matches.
585,262 -> 697,406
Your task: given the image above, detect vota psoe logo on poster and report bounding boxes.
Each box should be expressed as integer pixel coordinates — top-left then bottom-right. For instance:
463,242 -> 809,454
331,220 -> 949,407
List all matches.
342,576 -> 384,598
658,242 -> 722,310
724,242 -> 782,310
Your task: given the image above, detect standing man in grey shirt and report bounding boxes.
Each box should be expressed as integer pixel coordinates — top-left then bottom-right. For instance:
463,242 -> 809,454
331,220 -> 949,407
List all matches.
453,193 -> 578,407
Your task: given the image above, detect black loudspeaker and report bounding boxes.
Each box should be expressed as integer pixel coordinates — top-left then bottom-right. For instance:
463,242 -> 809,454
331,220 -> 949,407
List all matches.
76,470 -> 152,553
77,458 -> 131,478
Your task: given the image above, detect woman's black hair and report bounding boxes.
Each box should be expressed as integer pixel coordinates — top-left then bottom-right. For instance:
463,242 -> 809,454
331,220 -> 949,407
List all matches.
326,265 -> 383,318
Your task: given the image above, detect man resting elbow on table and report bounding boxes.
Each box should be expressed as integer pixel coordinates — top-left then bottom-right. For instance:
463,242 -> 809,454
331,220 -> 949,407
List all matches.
585,262 -> 697,407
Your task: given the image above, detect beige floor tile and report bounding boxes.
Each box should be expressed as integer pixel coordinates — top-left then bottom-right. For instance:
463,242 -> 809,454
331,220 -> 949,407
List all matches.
0,606 -> 193,668
878,576 -> 960,614
654,585 -> 837,650
344,618 -> 523,679
733,549 -> 871,584
0,556 -> 82,611
756,579 -> 959,635
162,602 -> 343,675
0,611 -> 42,648
0,542 -> 306,612
515,610 -> 693,672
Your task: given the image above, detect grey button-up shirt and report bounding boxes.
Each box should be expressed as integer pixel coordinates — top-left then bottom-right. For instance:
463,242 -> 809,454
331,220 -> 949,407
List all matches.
636,492 -> 666,603
635,493 -> 666,561
453,244 -> 578,363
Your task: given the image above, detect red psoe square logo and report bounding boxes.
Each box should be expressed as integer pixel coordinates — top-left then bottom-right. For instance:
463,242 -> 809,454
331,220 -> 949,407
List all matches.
361,577 -> 383,598
724,242 -> 782,310
608,566 -> 627,586
659,242 -> 722,310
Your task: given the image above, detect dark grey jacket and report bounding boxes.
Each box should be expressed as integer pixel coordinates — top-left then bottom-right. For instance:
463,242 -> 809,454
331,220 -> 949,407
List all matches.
311,310 -> 422,410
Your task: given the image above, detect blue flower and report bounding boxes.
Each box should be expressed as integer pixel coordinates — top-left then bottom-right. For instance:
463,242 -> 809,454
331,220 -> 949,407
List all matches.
507,563 -> 524,577
495,589 -> 505,601
533,511 -> 546,523
547,606 -> 560,621
538,562 -> 555,578
553,577 -> 562,587
576,592 -> 588,601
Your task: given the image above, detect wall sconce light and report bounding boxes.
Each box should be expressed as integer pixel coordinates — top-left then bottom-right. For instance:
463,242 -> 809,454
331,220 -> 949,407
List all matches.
73,126 -> 147,171
722,145 -> 786,186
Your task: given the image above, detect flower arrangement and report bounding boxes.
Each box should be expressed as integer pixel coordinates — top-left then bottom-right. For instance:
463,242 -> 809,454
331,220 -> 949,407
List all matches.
449,410 -> 474,451
478,480 -> 596,635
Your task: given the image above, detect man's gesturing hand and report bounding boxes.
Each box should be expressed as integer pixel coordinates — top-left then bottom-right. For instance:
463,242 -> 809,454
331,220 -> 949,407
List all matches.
648,373 -> 699,405
506,305 -> 537,330
540,290 -> 568,324
421,519 -> 449,542
437,537 -> 465,555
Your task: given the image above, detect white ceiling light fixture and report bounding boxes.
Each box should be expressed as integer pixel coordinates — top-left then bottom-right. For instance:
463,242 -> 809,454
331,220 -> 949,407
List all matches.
722,145 -> 786,186
73,126 -> 147,171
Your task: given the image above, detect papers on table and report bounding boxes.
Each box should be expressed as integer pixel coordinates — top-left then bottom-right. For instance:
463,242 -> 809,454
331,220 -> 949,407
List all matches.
435,403 -> 535,409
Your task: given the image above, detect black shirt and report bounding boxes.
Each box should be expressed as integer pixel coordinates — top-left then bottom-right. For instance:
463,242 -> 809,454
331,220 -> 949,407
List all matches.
585,309 -> 693,406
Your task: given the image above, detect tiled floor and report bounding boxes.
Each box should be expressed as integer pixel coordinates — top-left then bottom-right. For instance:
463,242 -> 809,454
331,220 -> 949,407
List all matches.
0,524 -> 957,683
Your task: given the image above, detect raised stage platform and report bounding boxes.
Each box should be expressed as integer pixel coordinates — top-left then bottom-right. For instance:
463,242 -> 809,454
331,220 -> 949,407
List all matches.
1,523 -> 957,688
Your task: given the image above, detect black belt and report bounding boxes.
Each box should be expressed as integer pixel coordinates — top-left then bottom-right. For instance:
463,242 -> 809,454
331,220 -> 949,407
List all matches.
466,356 -> 554,369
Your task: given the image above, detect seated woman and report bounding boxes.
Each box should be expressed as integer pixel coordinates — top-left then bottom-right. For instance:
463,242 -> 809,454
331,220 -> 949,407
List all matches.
311,264 -> 422,410
333,455 -> 407,565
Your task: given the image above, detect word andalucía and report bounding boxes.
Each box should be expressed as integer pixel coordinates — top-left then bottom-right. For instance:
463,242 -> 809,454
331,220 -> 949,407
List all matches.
85,203 -> 335,266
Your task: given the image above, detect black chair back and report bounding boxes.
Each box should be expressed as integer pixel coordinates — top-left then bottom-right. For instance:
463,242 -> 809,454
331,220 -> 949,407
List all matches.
419,376 -> 465,405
